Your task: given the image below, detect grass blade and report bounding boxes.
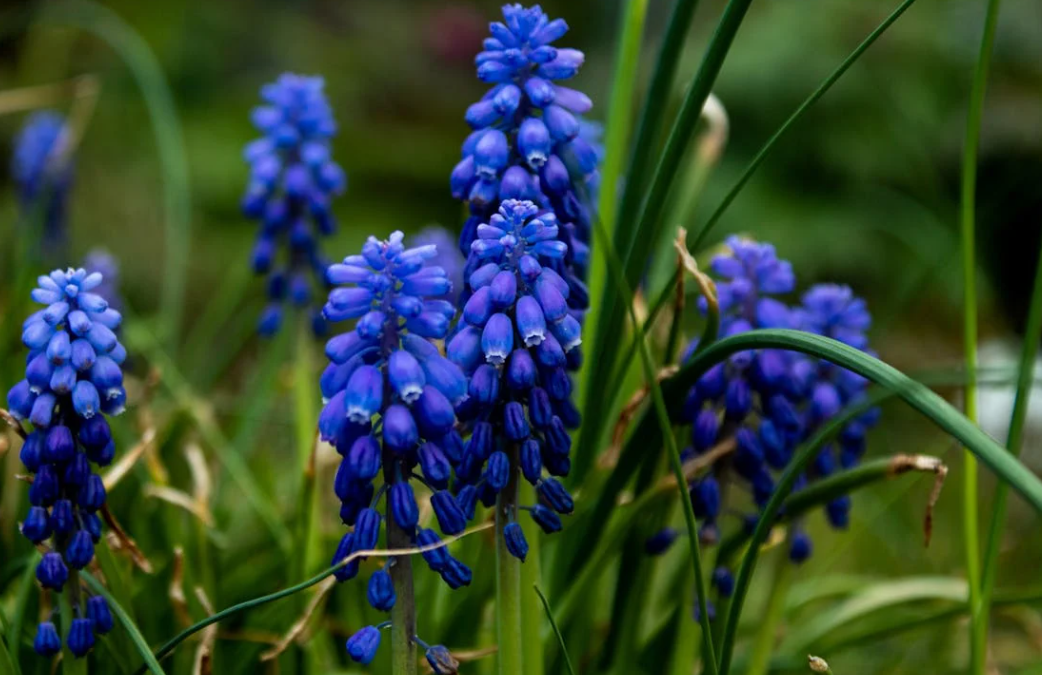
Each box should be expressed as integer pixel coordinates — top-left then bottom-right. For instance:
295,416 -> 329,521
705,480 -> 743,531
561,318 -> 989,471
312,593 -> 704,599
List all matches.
979,237 -> 1042,646
4,554 -> 36,673
534,586 -> 576,675
580,0 -> 652,470
781,576 -> 967,656
690,0 -> 920,251
579,0 -> 754,484
82,572 -> 168,675
590,211 -> 719,673
43,0 -> 192,350
961,0 -> 1005,670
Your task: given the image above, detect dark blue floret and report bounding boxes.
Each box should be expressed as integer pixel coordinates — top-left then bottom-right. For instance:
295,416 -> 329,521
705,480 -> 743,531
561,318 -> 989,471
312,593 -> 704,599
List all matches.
425,644 -> 461,674
67,618 -> 95,658
789,530 -> 813,563
712,567 -> 735,597
367,568 -> 397,612
645,528 -> 679,556
33,621 -> 62,657
345,625 -> 382,665
504,521 -> 529,561
87,596 -> 114,634
243,74 -> 346,336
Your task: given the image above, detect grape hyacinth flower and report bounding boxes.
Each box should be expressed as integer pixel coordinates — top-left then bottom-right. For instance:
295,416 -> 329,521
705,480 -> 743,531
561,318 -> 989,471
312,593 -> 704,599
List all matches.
446,199 -> 580,560
451,4 -> 599,280
663,237 -> 879,598
6,268 -> 125,658
320,232 -> 467,666
12,111 -> 73,257
242,73 -> 347,337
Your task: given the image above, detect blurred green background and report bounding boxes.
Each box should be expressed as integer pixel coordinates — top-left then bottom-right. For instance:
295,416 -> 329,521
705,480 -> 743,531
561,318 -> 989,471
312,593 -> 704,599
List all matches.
2,0 -> 1042,673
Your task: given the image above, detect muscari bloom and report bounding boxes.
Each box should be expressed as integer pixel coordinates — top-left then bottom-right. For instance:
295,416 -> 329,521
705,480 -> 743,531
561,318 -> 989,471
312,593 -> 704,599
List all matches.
660,237 -> 878,601
6,268 -> 124,658
12,111 -> 73,256
242,73 -> 347,337
451,4 -> 599,281
445,199 -> 579,559
319,232 -> 467,666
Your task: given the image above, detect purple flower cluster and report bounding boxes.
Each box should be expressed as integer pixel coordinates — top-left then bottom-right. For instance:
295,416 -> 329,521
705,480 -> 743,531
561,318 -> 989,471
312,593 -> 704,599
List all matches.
451,4 -> 598,280
318,232 -> 465,666
6,268 -> 123,658
658,237 -> 878,595
445,199 -> 580,560
242,73 -> 347,337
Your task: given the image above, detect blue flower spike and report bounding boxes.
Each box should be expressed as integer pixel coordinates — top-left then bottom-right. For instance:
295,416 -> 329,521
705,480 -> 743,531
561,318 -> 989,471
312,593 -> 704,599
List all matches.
243,73 -> 347,337
320,232 -> 476,661
446,199 -> 579,559
7,267 -> 127,658
666,237 -> 879,599
453,4 -> 599,282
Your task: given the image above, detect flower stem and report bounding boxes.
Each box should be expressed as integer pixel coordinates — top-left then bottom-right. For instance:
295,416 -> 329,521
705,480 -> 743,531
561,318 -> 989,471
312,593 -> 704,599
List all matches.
519,481 -> 544,675
387,509 -> 417,675
961,0 -> 1003,670
496,445 -> 523,675
61,570 -> 87,675
294,319 -> 321,579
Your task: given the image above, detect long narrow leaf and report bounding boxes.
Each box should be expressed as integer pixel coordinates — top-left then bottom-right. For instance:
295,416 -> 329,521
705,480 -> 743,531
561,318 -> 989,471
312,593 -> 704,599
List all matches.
578,0 -> 753,484
691,0 -> 920,250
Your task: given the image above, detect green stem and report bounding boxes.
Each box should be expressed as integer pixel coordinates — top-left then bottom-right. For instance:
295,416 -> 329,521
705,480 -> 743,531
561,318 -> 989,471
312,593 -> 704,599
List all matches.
61,571 -> 87,675
387,503 -> 417,675
496,445 -> 523,675
520,482 -> 545,675
979,239 -> 1042,649
294,319 -> 321,579
962,0 -> 1003,670
597,0 -> 650,233
744,546 -> 792,675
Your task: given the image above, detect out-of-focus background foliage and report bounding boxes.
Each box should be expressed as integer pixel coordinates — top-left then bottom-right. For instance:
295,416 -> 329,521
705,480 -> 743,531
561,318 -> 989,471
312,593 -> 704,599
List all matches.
2,0 -> 1042,673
